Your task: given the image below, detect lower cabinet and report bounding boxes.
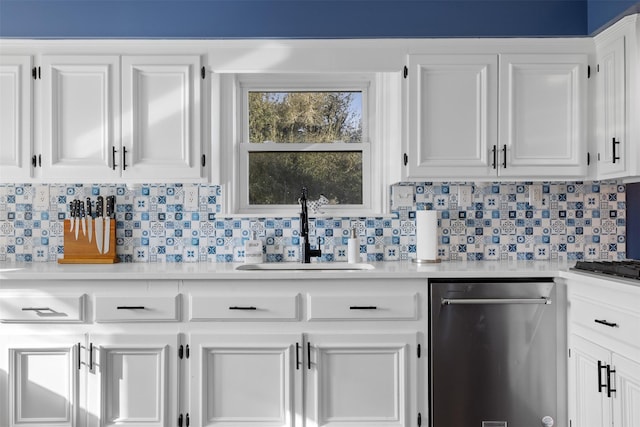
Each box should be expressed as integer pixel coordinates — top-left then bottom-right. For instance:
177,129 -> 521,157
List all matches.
567,276 -> 640,427
0,334 -> 83,427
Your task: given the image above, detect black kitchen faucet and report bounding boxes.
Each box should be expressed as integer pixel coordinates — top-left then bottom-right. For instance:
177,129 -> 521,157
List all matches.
299,187 -> 322,263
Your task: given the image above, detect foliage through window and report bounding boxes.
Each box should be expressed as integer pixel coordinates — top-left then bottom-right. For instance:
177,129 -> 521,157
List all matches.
238,78 -> 371,213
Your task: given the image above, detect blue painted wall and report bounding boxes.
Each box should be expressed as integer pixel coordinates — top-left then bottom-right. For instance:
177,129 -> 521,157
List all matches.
1,0 -> 589,38
588,1 -> 639,33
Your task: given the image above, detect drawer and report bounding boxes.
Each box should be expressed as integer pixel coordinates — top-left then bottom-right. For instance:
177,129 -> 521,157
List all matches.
570,294 -> 640,349
190,295 -> 299,321
307,294 -> 417,320
95,295 -> 181,322
0,295 -> 86,323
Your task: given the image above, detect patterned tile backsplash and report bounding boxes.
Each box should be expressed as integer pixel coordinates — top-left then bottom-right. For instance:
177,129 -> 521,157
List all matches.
0,181 -> 626,263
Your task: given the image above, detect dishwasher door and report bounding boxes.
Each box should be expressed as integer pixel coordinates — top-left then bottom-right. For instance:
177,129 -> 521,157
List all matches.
429,279 -> 557,427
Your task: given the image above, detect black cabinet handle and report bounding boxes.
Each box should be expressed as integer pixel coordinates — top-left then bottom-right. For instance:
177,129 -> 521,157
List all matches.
21,307 -> 51,311
122,146 -> 128,170
117,306 -> 145,310
296,342 -> 300,370
31,155 -> 37,167
502,144 -> 507,169
77,342 -> 82,370
612,138 -> 620,164
491,145 -> 497,169
307,342 -> 311,370
111,146 -> 118,170
598,360 -> 607,393
349,306 -> 377,310
89,342 -> 94,370
606,364 -> 617,397
594,319 -> 618,328
229,306 -> 257,310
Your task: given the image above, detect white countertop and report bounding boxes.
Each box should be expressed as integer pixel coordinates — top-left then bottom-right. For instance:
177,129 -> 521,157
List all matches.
0,260 -> 574,281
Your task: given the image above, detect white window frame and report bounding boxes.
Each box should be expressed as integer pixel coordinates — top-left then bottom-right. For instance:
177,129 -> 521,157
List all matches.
228,73 -> 382,216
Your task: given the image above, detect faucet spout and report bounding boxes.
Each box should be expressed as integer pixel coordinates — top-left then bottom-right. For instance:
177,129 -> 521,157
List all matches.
299,187 -> 322,263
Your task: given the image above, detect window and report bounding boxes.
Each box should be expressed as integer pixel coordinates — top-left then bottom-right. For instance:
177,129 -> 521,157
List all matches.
235,74 -> 377,215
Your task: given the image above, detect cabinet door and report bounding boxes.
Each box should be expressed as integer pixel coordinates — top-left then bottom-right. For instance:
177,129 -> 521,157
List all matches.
86,334 -> 179,427
189,333 -> 302,427
121,55 -> 202,181
406,54 -> 498,179
596,36 -> 627,178
305,332 -> 417,427
0,55 -> 32,182
499,54 -> 587,177
569,335 -> 612,427
40,55 -> 120,181
0,334 -> 83,427
612,353 -> 640,427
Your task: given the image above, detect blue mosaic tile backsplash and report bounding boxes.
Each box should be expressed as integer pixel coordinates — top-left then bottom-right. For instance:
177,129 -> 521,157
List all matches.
0,181 -> 626,263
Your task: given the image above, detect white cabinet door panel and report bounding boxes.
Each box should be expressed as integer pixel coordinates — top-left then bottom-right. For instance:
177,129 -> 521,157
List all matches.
0,55 -> 32,182
306,332 -> 416,427
189,333 -> 302,427
2,335 -> 82,427
499,54 -> 587,177
40,55 -> 120,181
86,334 -> 179,427
612,353 -> 640,427
406,54 -> 497,179
121,56 -> 202,181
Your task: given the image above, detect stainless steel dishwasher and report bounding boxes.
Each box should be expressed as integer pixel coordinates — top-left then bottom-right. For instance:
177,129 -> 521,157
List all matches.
429,278 -> 562,427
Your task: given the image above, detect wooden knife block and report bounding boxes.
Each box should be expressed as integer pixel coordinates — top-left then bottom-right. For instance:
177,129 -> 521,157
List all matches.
58,219 -> 118,264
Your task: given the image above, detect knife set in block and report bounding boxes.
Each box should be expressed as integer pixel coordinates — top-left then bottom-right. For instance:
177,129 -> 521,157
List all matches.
58,195 -> 118,264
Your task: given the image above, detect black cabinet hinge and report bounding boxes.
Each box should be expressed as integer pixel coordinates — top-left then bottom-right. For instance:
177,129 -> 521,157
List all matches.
417,343 -> 421,358
587,65 -> 591,79
403,153 -> 408,166
587,152 -> 590,166
201,66 -> 205,79
418,412 -> 422,427
201,154 -> 206,167
403,66 -> 408,79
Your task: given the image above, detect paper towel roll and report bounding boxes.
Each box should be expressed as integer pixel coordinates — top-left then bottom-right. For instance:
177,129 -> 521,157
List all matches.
416,210 -> 438,262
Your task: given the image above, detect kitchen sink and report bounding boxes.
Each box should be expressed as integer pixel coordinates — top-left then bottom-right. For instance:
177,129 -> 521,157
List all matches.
235,263 -> 375,271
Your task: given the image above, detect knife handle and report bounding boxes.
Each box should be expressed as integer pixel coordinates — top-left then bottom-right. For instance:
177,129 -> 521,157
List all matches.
79,201 -> 85,218
96,196 -> 104,218
106,196 -> 115,218
86,197 -> 92,218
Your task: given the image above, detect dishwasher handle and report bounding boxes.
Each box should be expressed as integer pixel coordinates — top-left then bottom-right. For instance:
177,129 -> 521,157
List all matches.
441,297 -> 551,305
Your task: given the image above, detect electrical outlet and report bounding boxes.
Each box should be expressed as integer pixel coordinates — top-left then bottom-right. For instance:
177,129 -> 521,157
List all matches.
184,186 -> 199,211
458,185 -> 472,208
392,185 -> 414,208
34,186 -> 50,210
529,184 -> 543,206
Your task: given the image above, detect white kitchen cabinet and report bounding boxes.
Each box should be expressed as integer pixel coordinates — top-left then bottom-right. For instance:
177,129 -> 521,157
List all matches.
499,54 -> 587,178
121,55 -> 203,181
40,55 -> 121,182
306,332 -> 416,427
189,333 -> 302,427
85,333 -> 181,427
405,54 -> 498,179
567,274 -> 640,427
0,55 -> 33,182
405,51 -> 587,180
0,334 -> 83,427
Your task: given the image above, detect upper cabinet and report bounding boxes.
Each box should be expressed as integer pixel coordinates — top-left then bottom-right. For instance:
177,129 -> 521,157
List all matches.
405,51 -> 588,180
0,55 -> 32,182
594,14 -> 640,180
0,51 -> 206,183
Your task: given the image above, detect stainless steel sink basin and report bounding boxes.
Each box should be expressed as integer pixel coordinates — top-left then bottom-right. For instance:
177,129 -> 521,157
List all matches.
235,263 -> 374,271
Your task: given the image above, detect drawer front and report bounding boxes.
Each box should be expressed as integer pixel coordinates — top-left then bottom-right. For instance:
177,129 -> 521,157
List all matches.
190,295 -> 299,321
0,295 -> 85,322
95,295 -> 181,322
571,294 -> 640,349
307,294 -> 417,320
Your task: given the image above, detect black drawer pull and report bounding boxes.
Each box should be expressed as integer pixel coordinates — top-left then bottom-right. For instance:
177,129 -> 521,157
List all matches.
117,306 -> 145,310
229,306 -> 257,310
594,319 -> 619,328
22,307 -> 52,311
349,306 -> 377,310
